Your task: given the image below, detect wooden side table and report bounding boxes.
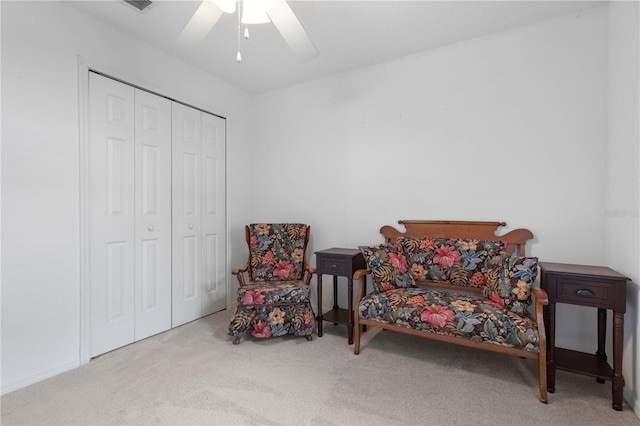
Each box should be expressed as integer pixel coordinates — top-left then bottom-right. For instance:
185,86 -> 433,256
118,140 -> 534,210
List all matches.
540,261 -> 629,410
315,248 -> 365,344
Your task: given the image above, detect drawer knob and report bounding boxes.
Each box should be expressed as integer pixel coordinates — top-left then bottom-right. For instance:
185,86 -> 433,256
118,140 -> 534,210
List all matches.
329,263 -> 339,270
576,288 -> 595,297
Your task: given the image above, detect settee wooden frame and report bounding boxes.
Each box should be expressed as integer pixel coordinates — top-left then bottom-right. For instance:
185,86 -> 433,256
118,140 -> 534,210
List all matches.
353,220 -> 549,403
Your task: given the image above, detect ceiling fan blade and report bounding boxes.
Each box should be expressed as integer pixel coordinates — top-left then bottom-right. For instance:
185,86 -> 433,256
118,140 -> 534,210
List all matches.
176,1 -> 224,46
267,1 -> 319,62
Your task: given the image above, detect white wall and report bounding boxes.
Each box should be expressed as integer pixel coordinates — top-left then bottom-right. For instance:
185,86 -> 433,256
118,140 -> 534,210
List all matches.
253,6 -> 608,260
252,5 -> 608,342
1,1 -> 253,394
250,3 -> 640,411
605,0 -> 640,415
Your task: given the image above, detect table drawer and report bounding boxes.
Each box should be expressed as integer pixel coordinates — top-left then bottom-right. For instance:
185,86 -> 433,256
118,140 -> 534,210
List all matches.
556,277 -> 615,308
318,257 -> 352,276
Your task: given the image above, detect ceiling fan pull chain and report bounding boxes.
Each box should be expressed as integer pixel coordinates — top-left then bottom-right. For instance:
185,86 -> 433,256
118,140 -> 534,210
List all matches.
236,0 -> 242,63
244,26 -> 250,40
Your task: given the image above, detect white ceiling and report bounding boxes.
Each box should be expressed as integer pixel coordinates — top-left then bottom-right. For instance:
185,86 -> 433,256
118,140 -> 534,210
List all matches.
66,0 -> 606,95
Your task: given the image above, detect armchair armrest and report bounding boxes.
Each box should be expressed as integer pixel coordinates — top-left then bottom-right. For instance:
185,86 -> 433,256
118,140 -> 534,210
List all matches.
232,262 -> 250,287
304,265 -> 317,285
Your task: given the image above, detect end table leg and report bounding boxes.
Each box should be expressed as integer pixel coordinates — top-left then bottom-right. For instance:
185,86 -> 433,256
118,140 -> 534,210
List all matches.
317,274 -> 323,337
596,308 -> 607,384
332,275 -> 339,325
612,312 -> 625,410
547,303 -> 556,393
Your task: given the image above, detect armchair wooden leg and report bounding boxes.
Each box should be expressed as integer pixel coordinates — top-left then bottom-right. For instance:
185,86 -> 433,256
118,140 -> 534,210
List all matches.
233,336 -> 241,345
305,335 -> 312,341
539,384 -> 548,404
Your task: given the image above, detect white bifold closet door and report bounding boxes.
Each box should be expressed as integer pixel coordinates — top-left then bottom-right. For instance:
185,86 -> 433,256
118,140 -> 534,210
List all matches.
88,73 -> 172,357
171,103 -> 226,327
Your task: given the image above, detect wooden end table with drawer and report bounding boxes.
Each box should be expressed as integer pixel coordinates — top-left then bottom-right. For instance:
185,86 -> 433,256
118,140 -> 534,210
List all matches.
315,248 -> 366,344
540,261 -> 629,410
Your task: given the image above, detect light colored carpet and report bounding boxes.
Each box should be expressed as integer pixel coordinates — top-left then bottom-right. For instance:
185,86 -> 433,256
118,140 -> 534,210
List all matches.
2,310 -> 639,425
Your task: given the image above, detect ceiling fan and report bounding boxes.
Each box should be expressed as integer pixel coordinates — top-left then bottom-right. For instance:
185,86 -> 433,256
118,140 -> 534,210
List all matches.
176,0 -> 319,62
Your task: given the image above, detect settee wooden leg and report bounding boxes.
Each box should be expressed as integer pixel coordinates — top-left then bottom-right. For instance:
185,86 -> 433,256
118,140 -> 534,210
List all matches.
305,334 -> 313,341
539,385 -> 548,404
233,336 -> 241,345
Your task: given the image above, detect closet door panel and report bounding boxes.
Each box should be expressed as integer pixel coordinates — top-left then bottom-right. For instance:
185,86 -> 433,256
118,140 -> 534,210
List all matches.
172,102 -> 203,327
87,74 -> 228,355
88,73 -> 135,357
202,112 -> 226,315
134,89 -> 172,340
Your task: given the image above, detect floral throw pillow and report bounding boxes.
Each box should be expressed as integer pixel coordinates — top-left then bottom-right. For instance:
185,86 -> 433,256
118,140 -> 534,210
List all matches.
483,255 -> 538,316
359,242 -> 415,293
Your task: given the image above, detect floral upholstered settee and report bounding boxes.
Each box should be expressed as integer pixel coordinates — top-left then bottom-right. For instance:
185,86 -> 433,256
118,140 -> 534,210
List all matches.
354,220 -> 549,403
228,223 -> 316,344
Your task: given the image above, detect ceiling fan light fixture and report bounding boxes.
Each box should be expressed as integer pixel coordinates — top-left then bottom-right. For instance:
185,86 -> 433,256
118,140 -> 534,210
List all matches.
241,0 -> 273,24
212,0 -> 235,14
176,0 -> 318,63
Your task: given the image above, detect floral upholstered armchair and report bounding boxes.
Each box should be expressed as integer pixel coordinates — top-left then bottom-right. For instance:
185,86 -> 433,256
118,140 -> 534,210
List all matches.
228,223 -> 316,344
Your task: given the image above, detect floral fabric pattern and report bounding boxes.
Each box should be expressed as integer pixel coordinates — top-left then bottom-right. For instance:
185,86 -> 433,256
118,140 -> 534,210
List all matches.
228,304 -> 315,339
359,287 -> 540,353
237,281 -> 312,305
249,223 -> 308,282
483,256 -> 538,317
399,238 -> 506,288
359,242 -> 415,292
228,223 -> 315,341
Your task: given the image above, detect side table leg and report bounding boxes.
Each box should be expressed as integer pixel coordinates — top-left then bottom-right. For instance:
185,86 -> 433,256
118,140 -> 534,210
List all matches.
317,274 -> 323,337
332,275 -> 339,325
347,277 -> 353,345
612,312 -> 625,411
547,303 -> 556,393
596,308 -> 607,384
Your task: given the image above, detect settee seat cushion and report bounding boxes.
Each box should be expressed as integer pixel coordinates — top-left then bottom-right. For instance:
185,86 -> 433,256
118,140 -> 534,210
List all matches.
359,287 -> 540,353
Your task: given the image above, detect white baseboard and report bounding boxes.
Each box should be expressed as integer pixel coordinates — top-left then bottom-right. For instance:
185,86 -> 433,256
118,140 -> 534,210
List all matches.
1,360 -> 79,395
624,387 -> 639,417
